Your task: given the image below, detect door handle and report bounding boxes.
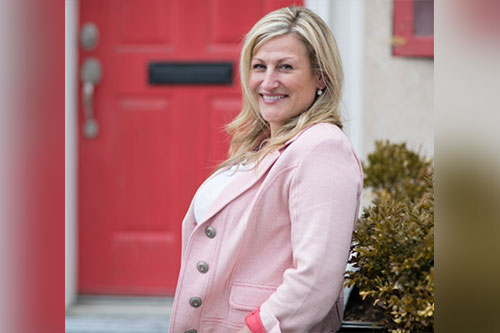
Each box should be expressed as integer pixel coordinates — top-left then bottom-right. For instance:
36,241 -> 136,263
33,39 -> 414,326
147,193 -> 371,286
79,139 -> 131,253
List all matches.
80,58 -> 102,139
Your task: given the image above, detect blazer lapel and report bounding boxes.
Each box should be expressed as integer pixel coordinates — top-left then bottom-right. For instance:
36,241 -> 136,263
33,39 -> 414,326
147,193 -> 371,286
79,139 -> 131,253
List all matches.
197,149 -> 281,226
193,125 -> 311,226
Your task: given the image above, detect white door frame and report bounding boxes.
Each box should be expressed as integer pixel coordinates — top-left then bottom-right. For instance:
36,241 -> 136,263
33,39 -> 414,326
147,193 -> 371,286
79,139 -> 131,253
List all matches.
305,0 -> 365,154
65,0 -> 79,310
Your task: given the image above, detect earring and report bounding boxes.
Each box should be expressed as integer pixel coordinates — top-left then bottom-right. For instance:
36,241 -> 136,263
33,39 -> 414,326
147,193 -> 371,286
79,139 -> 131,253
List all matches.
316,89 -> 323,96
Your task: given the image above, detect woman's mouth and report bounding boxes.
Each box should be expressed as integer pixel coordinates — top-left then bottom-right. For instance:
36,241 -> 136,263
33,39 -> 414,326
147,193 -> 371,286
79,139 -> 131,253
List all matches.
260,94 -> 288,103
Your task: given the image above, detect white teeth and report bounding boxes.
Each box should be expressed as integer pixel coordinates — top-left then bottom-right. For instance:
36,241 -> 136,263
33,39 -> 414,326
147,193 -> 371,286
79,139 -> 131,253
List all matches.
262,95 -> 286,100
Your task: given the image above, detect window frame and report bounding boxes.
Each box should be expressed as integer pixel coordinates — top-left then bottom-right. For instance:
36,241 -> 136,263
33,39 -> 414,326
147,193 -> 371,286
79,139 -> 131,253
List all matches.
393,0 -> 434,58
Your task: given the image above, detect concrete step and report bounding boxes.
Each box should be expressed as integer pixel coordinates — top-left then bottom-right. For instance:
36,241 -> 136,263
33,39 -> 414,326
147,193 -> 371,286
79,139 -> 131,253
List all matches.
65,295 -> 173,333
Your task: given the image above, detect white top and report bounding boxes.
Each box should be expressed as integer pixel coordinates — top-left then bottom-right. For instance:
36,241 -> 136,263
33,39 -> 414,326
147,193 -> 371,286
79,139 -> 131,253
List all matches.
193,163 -> 252,224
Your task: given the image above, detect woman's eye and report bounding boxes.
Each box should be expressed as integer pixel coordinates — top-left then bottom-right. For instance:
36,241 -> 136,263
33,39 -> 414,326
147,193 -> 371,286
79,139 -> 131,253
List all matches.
252,64 -> 265,70
280,64 -> 293,70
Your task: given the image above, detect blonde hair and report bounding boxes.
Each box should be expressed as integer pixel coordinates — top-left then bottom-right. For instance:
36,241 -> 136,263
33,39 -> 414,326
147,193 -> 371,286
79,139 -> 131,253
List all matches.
217,6 -> 344,171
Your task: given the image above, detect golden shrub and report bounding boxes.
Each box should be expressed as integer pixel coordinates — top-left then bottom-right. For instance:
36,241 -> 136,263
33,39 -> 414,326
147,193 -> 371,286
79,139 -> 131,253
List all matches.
346,141 -> 434,332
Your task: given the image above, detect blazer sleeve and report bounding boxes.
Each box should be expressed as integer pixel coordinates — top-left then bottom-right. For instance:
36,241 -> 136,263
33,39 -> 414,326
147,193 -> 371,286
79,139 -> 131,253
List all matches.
259,135 -> 363,332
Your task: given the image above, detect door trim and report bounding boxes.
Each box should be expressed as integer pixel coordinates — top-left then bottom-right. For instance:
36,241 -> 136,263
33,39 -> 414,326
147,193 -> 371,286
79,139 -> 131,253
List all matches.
65,0 -> 79,310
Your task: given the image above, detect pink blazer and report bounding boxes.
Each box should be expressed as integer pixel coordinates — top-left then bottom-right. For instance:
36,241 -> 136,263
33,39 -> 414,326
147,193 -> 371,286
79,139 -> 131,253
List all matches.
169,123 -> 363,333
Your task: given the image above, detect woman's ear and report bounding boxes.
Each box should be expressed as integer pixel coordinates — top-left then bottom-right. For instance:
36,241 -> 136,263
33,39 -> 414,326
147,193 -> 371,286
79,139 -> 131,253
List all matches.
315,71 -> 326,90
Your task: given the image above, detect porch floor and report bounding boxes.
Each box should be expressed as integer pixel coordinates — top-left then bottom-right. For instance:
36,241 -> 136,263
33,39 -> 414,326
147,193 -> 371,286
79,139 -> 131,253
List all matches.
65,295 -> 173,333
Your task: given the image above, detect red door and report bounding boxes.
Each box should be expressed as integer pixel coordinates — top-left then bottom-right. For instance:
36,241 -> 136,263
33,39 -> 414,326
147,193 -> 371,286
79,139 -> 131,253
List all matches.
78,0 -> 303,296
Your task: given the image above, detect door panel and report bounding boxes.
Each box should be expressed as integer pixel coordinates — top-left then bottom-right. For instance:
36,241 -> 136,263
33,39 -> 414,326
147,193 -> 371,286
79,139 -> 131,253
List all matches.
79,0 -> 302,296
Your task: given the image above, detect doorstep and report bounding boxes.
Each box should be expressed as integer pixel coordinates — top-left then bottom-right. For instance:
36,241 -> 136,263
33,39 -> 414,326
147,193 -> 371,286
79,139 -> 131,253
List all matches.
65,295 -> 173,333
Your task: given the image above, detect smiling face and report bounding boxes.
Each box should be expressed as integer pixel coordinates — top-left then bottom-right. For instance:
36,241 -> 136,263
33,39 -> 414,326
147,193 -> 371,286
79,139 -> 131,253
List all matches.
249,34 -> 322,135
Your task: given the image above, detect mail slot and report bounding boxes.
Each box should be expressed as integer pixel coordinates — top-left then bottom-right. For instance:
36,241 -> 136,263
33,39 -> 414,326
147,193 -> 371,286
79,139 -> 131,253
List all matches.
148,62 -> 233,85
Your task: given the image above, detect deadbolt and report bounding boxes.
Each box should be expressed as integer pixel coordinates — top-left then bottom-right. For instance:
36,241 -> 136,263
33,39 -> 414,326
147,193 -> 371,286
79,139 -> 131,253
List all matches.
80,22 -> 99,51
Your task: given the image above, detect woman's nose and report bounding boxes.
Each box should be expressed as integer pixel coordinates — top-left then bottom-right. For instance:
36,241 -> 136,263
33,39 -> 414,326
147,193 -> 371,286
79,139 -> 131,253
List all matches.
261,69 -> 279,90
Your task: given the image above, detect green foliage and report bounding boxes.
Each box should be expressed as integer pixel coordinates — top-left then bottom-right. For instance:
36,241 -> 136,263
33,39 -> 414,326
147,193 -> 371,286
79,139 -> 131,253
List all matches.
346,141 -> 434,332
362,141 -> 432,202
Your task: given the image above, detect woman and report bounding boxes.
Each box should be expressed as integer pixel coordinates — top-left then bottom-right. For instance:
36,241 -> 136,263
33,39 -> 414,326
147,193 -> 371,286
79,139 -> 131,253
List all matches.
169,6 -> 363,333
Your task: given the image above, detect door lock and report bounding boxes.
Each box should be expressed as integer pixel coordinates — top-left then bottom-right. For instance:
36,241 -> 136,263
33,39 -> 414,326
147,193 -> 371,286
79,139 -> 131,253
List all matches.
80,22 -> 99,51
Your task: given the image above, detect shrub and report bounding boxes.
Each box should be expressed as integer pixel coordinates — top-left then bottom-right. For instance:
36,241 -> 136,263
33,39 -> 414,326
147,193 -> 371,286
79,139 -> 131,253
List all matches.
346,141 -> 434,332
362,141 -> 432,201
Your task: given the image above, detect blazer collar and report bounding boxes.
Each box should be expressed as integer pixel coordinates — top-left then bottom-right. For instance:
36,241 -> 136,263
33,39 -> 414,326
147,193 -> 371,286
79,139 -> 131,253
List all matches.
196,149 -> 280,226
195,126 -> 310,226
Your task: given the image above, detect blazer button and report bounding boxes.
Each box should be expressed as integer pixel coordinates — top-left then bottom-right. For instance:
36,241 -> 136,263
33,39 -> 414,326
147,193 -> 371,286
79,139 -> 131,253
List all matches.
205,226 -> 216,238
184,330 -> 197,333
197,261 -> 209,273
189,296 -> 202,308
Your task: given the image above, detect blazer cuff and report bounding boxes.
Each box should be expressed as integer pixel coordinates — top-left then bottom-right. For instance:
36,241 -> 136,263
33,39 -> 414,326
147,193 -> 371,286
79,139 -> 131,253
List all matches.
259,302 -> 281,332
245,307 -> 266,333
